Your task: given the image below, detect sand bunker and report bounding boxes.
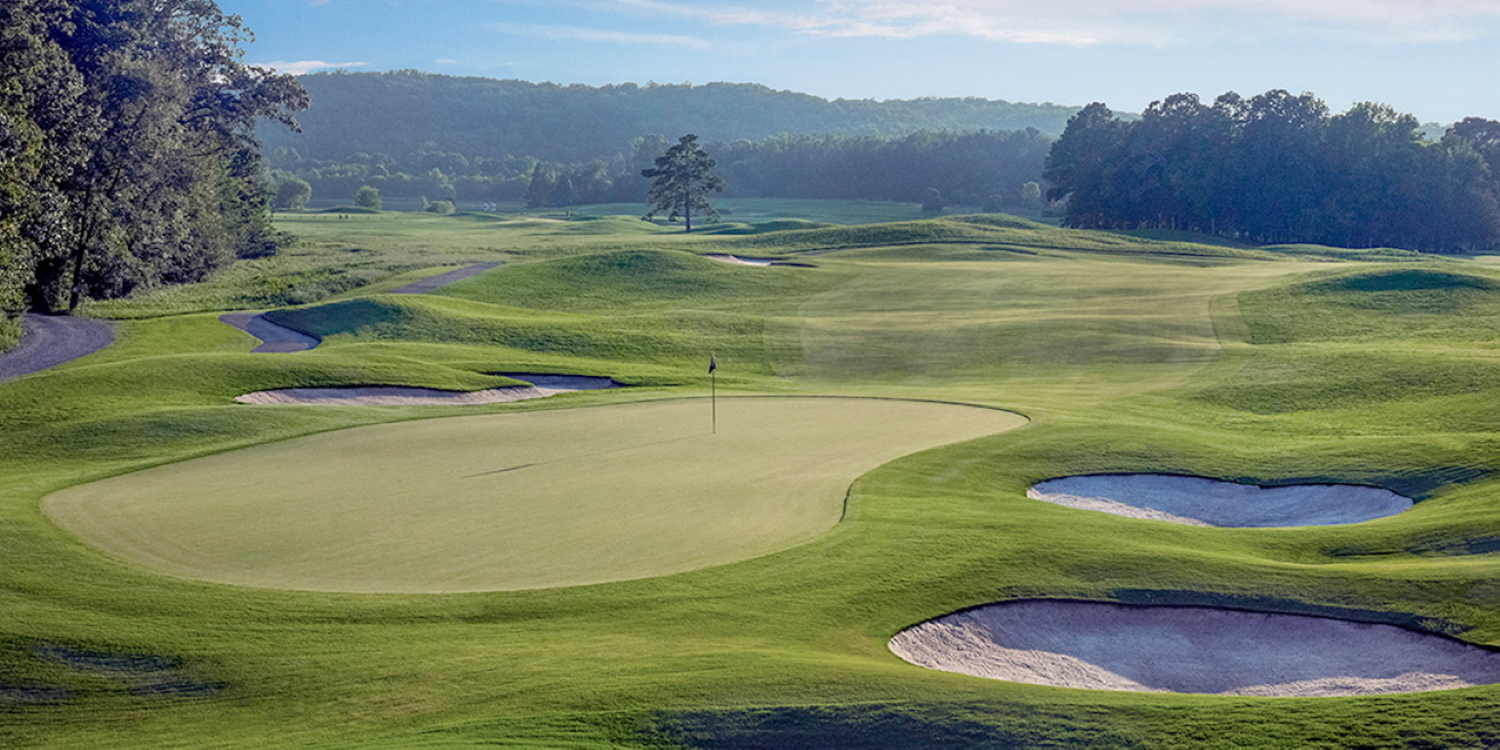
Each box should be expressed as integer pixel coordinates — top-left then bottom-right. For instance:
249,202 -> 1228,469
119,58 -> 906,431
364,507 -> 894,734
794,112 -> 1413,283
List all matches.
1028,474 -> 1412,527
890,600 -> 1500,696
235,373 -> 619,405
705,254 -> 776,266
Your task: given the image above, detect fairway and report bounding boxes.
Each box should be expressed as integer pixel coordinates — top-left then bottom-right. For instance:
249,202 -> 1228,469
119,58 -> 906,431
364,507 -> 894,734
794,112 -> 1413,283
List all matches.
44,397 -> 1023,593
17,208 -> 1500,748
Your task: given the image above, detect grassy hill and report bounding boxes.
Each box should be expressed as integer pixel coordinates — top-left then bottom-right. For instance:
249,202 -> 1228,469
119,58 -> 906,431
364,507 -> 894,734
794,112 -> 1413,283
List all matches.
5,205 -> 1500,747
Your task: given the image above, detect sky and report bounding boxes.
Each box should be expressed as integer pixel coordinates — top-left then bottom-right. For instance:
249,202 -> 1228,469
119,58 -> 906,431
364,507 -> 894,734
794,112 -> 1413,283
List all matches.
218,0 -> 1500,125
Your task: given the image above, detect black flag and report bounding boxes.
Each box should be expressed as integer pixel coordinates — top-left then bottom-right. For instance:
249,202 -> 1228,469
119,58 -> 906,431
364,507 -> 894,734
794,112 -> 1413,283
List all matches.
709,353 -> 717,373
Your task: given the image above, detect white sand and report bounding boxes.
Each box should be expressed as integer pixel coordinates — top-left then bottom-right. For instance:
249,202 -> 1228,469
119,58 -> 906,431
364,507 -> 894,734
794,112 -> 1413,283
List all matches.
1028,474 -> 1412,527
704,254 -> 775,266
235,374 -> 618,406
890,601 -> 1500,696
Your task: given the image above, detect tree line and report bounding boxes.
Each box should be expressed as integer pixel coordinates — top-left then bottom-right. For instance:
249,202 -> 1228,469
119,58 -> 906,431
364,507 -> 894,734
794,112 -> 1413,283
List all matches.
259,71 -> 1079,167
1045,91 -> 1500,252
0,0 -> 307,328
270,128 -> 1052,212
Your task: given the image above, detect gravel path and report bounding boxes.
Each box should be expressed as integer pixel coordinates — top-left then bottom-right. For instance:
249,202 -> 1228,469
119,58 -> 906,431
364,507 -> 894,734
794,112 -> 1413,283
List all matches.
219,313 -> 320,353
389,262 -> 500,294
0,314 -> 115,382
891,600 -> 1500,696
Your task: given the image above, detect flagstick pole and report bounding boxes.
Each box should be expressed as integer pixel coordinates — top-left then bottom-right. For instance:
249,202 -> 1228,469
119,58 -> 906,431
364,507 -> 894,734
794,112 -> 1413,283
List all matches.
711,366 -> 717,434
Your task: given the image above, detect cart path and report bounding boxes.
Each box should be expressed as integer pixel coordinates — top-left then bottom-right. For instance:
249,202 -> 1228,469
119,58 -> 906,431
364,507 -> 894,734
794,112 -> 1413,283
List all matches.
219,313 -> 321,353
219,262 -> 497,352
0,314 -> 115,382
389,262 -> 500,294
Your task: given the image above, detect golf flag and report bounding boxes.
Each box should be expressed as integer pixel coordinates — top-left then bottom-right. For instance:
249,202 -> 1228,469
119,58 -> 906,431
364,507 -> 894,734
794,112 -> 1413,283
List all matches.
709,353 -> 717,373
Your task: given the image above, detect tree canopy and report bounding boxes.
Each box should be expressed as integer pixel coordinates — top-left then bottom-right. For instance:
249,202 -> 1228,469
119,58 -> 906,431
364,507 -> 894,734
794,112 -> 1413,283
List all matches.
259,71 -> 1080,166
642,135 -> 724,233
1044,91 -> 1500,253
0,0 -> 307,318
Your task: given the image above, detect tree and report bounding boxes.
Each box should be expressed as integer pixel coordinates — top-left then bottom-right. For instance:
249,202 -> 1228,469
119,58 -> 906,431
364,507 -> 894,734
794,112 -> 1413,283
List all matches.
272,172 -> 312,210
525,162 -> 558,208
0,0 -> 308,313
1019,181 -> 1043,209
921,187 -> 944,213
642,134 -> 724,232
1043,102 -> 1127,227
354,185 -> 381,209
1451,118 -> 1500,191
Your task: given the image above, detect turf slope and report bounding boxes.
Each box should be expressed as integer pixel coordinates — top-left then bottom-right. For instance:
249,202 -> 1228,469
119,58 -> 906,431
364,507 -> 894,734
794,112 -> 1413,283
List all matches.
44,397 -> 1023,593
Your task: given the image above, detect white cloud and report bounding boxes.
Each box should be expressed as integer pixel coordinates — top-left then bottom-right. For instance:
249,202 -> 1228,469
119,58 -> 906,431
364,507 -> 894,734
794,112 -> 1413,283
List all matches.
826,0 -> 1500,44
580,0 -> 1500,45
260,60 -> 369,75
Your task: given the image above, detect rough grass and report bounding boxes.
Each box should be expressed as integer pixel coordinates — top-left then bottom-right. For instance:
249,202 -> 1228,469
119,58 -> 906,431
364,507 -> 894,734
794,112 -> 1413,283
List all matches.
7,205 -> 1500,747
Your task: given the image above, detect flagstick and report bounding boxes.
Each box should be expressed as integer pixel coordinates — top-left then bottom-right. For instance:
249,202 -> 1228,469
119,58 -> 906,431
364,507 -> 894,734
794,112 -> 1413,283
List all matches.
711,364 -> 717,434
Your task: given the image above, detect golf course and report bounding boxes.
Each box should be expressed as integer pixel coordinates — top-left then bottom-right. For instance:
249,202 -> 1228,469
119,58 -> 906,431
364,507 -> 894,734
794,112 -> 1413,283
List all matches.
6,203 -> 1500,747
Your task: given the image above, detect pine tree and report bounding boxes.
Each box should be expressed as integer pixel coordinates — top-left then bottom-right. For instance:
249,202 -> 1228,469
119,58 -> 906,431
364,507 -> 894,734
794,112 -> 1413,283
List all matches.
641,134 -> 724,233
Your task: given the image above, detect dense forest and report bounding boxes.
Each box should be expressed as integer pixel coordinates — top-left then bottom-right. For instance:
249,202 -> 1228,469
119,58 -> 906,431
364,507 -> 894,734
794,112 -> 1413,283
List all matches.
1045,91 -> 1500,252
273,129 -> 1052,211
260,71 -> 1078,163
0,0 -> 306,333
259,71 -> 1068,210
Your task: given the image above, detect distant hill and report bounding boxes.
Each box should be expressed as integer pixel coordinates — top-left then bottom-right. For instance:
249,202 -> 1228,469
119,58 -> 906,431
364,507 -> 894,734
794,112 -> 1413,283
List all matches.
257,71 -> 1081,164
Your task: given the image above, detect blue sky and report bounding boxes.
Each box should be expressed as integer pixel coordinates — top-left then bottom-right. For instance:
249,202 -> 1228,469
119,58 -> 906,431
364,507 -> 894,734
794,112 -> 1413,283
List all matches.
219,0 -> 1500,125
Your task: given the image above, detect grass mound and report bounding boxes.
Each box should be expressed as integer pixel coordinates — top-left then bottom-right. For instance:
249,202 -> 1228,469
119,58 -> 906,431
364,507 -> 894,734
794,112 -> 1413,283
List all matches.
1314,268 -> 1498,294
436,247 -> 840,314
547,215 -> 667,235
266,293 -> 783,371
318,205 -> 381,214
1239,265 -> 1500,345
723,215 -> 1273,259
703,219 -> 836,235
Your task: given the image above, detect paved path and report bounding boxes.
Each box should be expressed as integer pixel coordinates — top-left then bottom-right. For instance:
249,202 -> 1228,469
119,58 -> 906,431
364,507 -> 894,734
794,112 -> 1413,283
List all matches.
219,313 -> 321,353
389,262 -> 499,294
0,314 -> 115,382
218,262 -> 497,352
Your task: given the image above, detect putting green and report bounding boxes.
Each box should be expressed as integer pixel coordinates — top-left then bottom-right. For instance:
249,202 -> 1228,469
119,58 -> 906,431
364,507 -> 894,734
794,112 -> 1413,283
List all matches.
44,397 -> 1023,592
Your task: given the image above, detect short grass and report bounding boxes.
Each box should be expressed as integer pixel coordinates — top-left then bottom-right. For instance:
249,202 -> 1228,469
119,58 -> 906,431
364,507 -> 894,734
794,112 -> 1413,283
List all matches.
6,203 -> 1500,748
45,397 -> 1023,592
527,197 -> 937,226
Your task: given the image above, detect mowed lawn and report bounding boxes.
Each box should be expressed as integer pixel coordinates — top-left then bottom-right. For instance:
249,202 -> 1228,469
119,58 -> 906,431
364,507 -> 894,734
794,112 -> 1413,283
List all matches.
44,397 -> 1022,592
8,208 -> 1500,747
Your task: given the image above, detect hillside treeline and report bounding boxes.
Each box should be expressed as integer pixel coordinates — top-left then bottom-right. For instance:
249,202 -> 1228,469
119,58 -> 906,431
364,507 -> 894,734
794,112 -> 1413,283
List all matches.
259,71 -> 1078,165
1045,91 -> 1500,252
277,128 -> 1052,210
713,130 -> 1050,206
0,0 -> 306,330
